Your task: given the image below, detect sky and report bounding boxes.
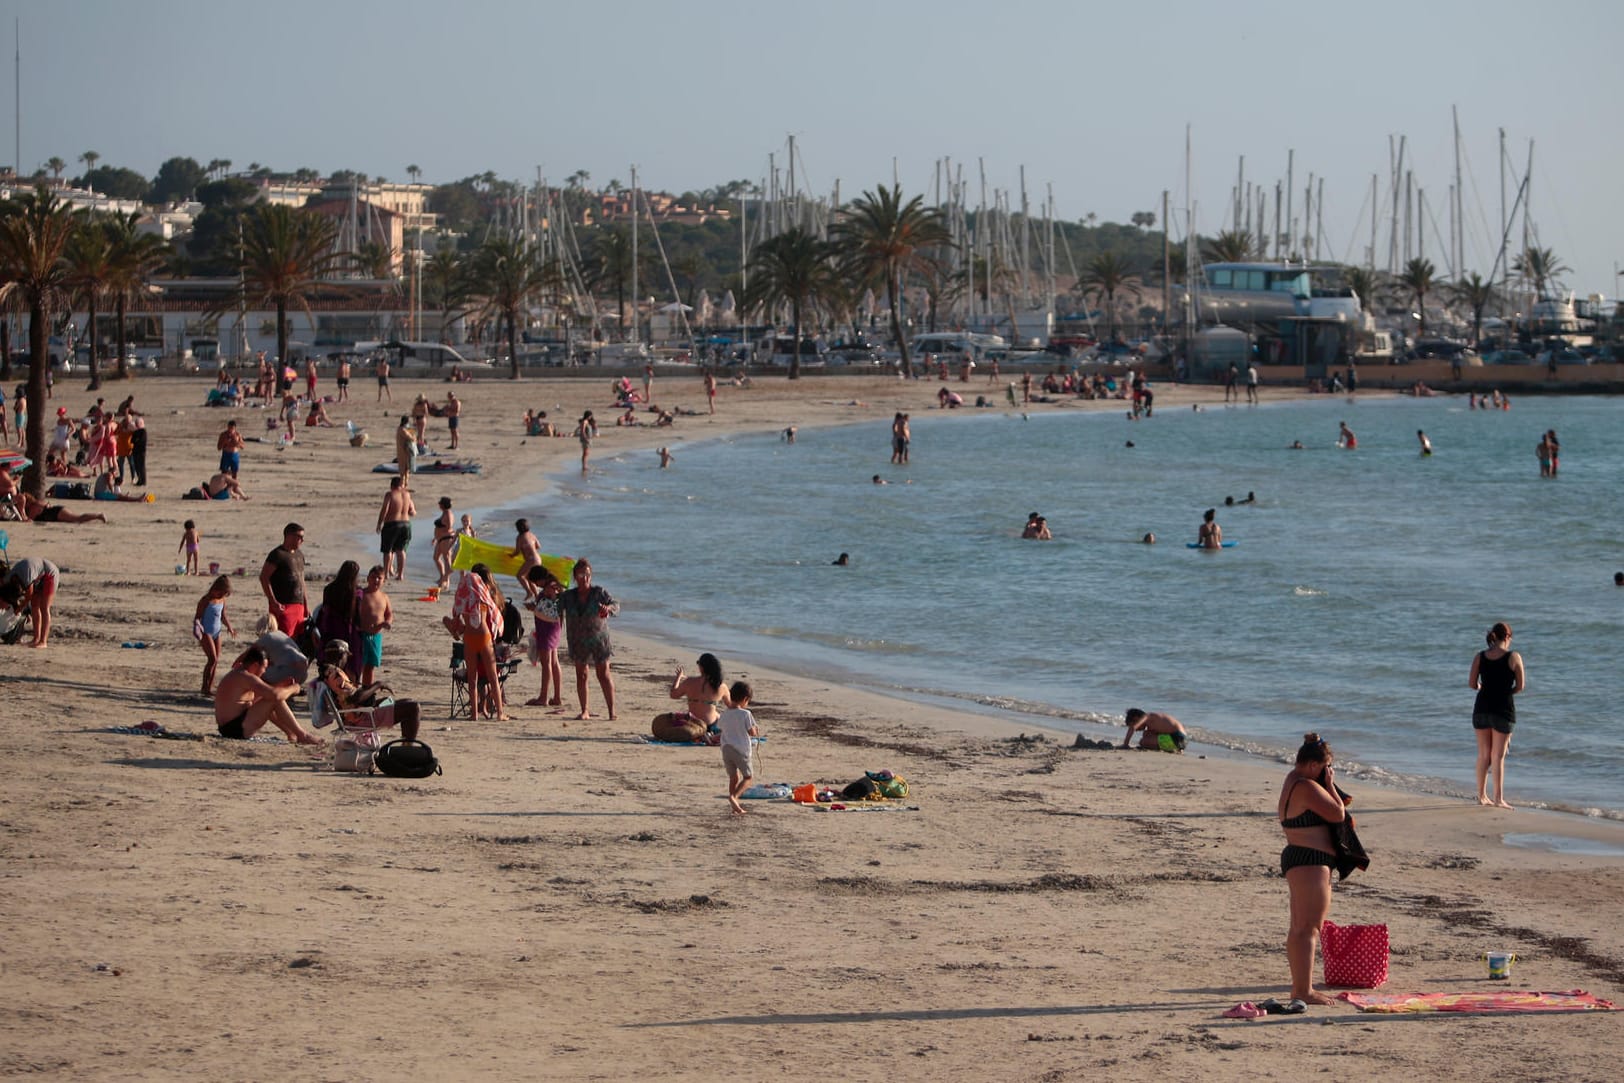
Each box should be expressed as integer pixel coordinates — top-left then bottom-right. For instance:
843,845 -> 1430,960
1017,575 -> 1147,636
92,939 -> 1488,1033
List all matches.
7,0 -> 1623,294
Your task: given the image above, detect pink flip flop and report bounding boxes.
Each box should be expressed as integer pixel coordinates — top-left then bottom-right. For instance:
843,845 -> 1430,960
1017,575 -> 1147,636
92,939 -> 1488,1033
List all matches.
1222,1002 -> 1265,1019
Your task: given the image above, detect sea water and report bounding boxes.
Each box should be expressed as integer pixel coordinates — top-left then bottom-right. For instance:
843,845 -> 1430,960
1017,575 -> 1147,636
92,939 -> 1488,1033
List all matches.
489,393 -> 1623,818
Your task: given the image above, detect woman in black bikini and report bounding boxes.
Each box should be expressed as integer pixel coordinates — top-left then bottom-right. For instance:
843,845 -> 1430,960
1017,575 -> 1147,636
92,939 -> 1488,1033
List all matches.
432,497 -> 456,590
1469,621 -> 1524,809
1278,732 -> 1346,1007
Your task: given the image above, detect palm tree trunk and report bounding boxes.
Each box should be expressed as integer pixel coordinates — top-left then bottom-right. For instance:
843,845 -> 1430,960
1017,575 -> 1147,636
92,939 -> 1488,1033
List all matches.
24,302 -> 49,498
1,319 -> 11,382
789,298 -> 802,380
276,299 -> 289,376
85,296 -> 102,391
115,294 -> 130,380
508,307 -> 520,380
888,277 -> 911,378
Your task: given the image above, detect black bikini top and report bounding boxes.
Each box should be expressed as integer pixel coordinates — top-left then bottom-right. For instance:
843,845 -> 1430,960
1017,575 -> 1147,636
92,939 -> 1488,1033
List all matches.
1280,777 -> 1331,828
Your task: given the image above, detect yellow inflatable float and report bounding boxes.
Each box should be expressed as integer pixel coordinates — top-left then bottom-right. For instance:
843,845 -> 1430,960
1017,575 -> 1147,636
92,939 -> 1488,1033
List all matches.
450,534 -> 576,585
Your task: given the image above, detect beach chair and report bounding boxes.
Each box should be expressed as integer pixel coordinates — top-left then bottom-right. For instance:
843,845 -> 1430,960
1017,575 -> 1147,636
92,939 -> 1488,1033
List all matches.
309,677 -> 395,772
447,639 -> 521,719
0,494 -> 22,522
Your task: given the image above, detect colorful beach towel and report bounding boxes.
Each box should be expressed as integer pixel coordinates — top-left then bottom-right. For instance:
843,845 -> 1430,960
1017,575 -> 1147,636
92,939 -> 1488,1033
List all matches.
106,724 -> 283,745
635,735 -> 765,747
1339,990 -> 1615,1013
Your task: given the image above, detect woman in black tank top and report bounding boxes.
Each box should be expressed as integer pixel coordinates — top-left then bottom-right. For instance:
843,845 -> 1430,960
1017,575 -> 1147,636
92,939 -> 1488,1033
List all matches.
1469,621 -> 1525,808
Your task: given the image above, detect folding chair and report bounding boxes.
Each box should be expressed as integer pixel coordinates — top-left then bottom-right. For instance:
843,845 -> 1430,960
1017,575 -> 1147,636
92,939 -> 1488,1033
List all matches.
448,640 -> 521,719
309,677 -> 395,772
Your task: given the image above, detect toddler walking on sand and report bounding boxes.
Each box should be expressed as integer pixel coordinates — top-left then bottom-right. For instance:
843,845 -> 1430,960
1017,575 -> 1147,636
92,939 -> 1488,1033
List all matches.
179,520 -> 201,576
716,681 -> 759,815
193,575 -> 236,695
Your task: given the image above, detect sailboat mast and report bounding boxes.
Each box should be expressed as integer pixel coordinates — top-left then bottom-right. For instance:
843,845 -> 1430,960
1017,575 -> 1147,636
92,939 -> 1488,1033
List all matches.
1284,150 -> 1294,260
630,165 -> 638,344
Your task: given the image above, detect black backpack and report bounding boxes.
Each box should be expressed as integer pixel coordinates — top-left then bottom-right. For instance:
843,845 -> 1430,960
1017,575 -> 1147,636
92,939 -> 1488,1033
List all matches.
374,739 -> 442,779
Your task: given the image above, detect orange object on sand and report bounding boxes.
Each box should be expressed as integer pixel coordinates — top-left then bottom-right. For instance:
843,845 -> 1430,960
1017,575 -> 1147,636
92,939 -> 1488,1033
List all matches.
792,784 -> 817,804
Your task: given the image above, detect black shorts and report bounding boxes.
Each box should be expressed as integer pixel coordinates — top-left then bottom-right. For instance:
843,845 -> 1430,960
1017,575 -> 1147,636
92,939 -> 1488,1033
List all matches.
380,520 -> 412,554
1473,712 -> 1514,735
217,711 -> 248,739
336,378 -> 349,389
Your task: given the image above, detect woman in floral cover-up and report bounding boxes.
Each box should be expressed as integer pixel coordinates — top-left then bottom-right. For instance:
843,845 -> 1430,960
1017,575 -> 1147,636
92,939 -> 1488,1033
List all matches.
557,558 -> 618,720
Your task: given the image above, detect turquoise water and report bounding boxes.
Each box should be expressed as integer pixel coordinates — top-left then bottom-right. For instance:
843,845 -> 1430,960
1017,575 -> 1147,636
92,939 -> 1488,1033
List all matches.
491,394 -> 1623,818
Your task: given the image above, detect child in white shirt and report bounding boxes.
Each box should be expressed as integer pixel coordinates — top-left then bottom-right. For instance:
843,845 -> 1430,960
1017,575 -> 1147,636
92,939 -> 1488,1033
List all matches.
715,680 -> 759,815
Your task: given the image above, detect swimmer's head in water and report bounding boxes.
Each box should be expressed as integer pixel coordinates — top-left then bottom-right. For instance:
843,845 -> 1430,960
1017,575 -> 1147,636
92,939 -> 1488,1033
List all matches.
1143,533 -> 1156,544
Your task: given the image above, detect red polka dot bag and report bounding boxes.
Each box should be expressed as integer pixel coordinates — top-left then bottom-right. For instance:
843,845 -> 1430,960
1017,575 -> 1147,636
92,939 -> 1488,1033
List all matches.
1320,921 -> 1390,989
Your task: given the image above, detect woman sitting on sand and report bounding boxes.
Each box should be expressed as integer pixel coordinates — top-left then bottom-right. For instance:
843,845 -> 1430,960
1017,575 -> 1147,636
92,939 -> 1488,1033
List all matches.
1278,732 -> 1347,1007
654,652 -> 732,743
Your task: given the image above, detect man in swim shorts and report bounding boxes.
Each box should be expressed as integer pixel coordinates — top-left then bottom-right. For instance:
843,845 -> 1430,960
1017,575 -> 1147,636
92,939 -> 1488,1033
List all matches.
376,476 -> 416,582
213,645 -> 321,744
1122,708 -> 1188,752
259,522 -> 309,636
444,391 -> 462,450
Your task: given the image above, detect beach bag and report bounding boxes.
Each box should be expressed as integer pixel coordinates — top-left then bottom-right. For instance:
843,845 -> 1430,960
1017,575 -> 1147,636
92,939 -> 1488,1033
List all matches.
1320,921 -> 1389,989
374,739 -> 442,779
332,729 -> 382,773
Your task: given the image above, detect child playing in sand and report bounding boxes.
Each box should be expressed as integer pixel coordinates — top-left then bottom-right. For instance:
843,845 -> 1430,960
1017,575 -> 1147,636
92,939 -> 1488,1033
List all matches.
194,575 -> 236,696
179,520 -> 201,576
716,680 -> 759,814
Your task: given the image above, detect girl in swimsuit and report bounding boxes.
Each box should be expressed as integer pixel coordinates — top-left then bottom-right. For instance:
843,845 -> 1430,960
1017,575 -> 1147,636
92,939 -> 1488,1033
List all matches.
194,575 -> 236,696
1469,621 -> 1524,808
1277,732 -> 1347,1007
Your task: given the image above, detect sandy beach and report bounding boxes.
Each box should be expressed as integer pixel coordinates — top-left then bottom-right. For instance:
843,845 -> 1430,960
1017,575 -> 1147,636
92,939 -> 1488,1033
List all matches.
2,368 -> 1621,1081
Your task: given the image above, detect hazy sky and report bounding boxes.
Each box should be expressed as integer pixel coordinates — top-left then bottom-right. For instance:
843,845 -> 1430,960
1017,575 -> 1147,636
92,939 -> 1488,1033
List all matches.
8,0 -> 1623,292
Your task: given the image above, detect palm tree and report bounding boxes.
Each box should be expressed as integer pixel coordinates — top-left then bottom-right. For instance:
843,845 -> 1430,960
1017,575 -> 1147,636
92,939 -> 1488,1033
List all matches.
78,151 -> 100,188
422,244 -> 468,344
1511,246 -> 1570,296
831,184 -> 950,377
742,228 -> 838,379
1201,229 -> 1257,264
45,156 -> 65,181
1079,251 -> 1143,344
407,164 -> 422,186
63,213 -> 121,390
0,186 -> 76,496
583,229 -> 637,337
467,233 -> 547,379
235,203 -> 346,370
1397,257 -> 1439,335
353,240 -> 396,281
1450,271 -> 1497,345
105,211 -> 170,379
1343,266 -> 1386,317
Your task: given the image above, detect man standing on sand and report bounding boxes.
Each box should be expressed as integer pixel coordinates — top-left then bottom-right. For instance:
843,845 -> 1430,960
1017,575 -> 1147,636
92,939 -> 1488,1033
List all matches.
1224,362 -> 1239,403
704,368 -> 717,415
336,356 -> 351,402
513,518 -> 543,600
411,394 -> 430,447
1122,708 -> 1188,752
217,419 -> 245,477
1246,362 -> 1260,404
394,415 -> 416,489
376,355 -> 392,402
376,477 -> 416,582
444,390 -> 462,450
357,565 -> 393,686
259,523 -> 309,636
214,645 -> 322,744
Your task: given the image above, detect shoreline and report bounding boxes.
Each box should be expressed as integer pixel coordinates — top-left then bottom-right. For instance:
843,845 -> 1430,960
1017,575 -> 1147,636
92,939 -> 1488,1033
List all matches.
4,373 -> 1623,1080
497,390 -> 1624,827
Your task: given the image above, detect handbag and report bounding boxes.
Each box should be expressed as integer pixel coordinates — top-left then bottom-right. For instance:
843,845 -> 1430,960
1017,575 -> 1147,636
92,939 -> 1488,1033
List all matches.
1320,920 -> 1389,988
332,729 -> 382,773
374,739 -> 442,779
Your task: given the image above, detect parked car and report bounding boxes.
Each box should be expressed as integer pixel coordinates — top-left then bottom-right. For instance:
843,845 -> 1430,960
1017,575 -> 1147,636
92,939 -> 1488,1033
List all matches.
1481,349 -> 1535,365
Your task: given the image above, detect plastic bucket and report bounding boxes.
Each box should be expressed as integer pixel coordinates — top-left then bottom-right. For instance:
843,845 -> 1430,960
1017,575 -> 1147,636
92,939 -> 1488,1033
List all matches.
1483,951 -> 1518,980
792,783 -> 817,804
